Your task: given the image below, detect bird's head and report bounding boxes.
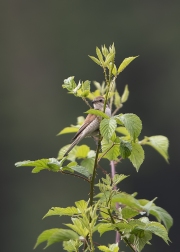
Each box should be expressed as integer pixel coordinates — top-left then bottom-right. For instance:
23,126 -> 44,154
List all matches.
92,96 -> 110,112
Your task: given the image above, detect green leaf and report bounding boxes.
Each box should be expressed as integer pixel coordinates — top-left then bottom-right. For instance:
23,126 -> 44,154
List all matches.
77,116 -> 85,125
120,140 -> 132,158
101,45 -> 109,57
62,76 -> 77,92
77,80 -> 91,97
76,145 -> 90,158
109,243 -> 119,252
112,64 -> 117,76
128,219 -> 147,230
46,229 -> 79,248
142,198 -> 157,214
88,56 -> 101,66
104,52 -> 115,67
85,109 -> 109,119
48,158 -> 65,171
121,85 -> 129,103
15,158 -> 62,173
118,56 -> 138,74
114,91 -> 121,108
96,47 -> 104,64
112,192 -> 142,210
114,222 -> 132,233
100,118 -> 117,141
87,150 -> 96,158
128,220 -> 170,246
98,223 -> 114,236
118,113 -> 142,141
112,174 -> 129,185
109,43 -> 115,54
31,166 -> 48,173
93,81 -> 101,90
34,228 -> 59,248
144,135 -> 169,162
98,243 -> 119,252
75,200 -> 88,212
150,206 -> 173,231
145,222 -> 170,244
98,245 -> 110,252
70,165 -> 91,178
101,174 -> 112,185
116,126 -> 130,136
65,218 -> 89,237
57,127 -> 79,136
15,159 -> 49,168
58,145 -> 78,161
100,137 -> 120,161
87,89 -> 101,100
43,207 -> 79,218
129,142 -> 145,171
63,239 -> 82,252
129,231 -> 152,252
121,207 -> 140,219
81,157 -> 95,175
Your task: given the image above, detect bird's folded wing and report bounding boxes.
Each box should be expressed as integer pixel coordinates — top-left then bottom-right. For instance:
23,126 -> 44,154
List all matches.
71,114 -> 97,141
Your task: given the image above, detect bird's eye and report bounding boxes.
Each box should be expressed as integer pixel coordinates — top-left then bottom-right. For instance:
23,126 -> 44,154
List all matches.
99,99 -> 103,102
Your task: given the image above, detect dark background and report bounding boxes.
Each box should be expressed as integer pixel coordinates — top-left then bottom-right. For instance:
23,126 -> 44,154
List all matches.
1,1 -> 180,252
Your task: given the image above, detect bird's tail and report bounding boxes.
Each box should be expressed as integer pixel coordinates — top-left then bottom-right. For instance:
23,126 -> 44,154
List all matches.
63,135 -> 82,157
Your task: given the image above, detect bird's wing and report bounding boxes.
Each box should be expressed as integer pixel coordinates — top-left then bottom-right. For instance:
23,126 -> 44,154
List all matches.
71,114 -> 97,141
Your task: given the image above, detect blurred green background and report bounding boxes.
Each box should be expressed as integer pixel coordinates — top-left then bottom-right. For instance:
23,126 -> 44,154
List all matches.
1,1 -> 180,251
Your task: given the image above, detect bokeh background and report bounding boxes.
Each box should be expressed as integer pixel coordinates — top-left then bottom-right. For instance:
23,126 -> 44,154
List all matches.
1,1 -> 180,251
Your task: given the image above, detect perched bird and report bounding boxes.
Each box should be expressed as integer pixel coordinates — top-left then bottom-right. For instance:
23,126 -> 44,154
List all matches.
63,96 -> 111,156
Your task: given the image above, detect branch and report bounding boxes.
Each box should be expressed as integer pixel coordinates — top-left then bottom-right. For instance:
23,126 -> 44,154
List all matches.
89,66 -> 112,206
123,238 -> 138,252
112,104 -> 123,116
110,161 -> 121,245
97,164 -> 108,175
60,171 -> 90,183
108,208 -> 137,252
82,97 -> 92,108
103,67 -> 110,112
97,143 -> 115,162
89,135 -> 102,206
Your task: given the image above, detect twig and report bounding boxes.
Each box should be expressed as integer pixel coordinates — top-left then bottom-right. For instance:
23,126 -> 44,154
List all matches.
123,238 -> 138,252
82,97 -> 92,108
97,164 -> 108,175
89,135 -> 102,206
112,104 -> 123,116
97,143 -> 115,162
110,160 -> 121,245
60,170 -> 90,183
108,208 -> 137,252
109,76 -> 117,110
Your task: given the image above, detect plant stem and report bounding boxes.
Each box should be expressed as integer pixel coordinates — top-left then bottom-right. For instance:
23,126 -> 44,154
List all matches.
112,104 -> 123,116
82,97 -> 92,108
103,68 -> 110,112
98,143 -> 115,162
85,137 -> 101,251
60,171 -> 90,183
108,208 -> 137,252
89,66 -> 111,206
89,136 -> 102,206
110,161 -> 121,245
110,160 -> 116,178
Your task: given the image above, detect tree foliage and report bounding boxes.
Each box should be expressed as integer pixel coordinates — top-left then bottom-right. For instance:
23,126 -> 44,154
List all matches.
15,44 -> 172,252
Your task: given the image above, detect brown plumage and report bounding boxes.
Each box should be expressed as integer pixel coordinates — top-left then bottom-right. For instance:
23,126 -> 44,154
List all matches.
63,96 -> 111,156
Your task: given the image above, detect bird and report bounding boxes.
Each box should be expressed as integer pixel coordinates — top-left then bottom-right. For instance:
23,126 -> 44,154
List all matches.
63,96 -> 111,156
